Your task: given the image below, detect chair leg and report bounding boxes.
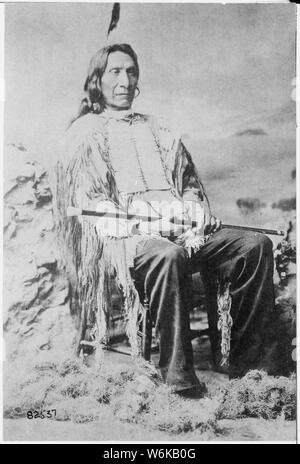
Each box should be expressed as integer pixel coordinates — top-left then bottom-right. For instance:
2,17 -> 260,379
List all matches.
141,293 -> 152,361
190,328 -> 210,340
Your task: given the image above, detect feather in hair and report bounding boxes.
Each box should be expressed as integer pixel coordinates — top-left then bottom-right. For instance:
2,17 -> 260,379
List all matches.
107,3 -> 120,37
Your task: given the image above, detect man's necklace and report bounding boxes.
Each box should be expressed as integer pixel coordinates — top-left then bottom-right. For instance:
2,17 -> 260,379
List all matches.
129,123 -> 150,191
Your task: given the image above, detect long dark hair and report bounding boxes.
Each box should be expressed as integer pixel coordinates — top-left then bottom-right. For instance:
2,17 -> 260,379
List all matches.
74,43 -> 139,122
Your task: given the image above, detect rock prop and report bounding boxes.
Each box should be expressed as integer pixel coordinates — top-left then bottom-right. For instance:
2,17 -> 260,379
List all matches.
3,144 -> 76,360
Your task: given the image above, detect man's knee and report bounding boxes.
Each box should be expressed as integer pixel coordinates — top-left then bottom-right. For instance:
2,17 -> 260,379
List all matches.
161,243 -> 188,264
251,233 -> 273,252
246,233 -> 273,264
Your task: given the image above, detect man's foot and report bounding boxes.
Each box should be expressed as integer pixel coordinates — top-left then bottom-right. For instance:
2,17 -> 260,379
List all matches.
174,382 -> 207,399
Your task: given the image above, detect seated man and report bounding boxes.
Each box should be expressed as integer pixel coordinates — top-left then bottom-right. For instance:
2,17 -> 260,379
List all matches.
56,43 -> 280,395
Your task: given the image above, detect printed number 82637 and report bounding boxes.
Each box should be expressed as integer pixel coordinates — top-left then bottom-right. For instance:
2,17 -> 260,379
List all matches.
26,409 -> 56,419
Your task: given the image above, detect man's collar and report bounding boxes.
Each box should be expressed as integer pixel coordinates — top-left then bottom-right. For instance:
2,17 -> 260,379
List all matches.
101,108 -> 135,121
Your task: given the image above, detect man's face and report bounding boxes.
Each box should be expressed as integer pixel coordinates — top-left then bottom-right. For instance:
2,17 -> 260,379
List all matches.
100,51 -> 138,111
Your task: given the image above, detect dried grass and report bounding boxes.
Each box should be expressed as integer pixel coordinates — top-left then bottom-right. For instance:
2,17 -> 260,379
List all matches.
4,354 -> 296,436
54,397 -> 105,423
110,373 -> 219,434
143,389 -> 219,434
216,370 -> 296,421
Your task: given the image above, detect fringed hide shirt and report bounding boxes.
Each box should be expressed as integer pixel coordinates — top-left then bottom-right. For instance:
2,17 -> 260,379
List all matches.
55,110 -> 208,355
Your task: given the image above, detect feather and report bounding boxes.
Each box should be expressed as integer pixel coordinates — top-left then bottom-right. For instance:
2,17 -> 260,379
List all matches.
107,3 -> 120,37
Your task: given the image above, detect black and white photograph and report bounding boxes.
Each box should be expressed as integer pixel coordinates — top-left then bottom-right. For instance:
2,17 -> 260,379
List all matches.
1,1 -> 297,443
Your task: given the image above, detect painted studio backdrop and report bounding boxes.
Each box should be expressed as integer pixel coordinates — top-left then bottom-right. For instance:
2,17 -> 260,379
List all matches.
5,2 -> 296,226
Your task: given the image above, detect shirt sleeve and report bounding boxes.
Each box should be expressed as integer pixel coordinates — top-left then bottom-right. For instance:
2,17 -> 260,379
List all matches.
61,120 -> 141,237
54,117 -> 123,232
62,116 -> 119,210
174,140 -> 205,201
151,115 -> 208,204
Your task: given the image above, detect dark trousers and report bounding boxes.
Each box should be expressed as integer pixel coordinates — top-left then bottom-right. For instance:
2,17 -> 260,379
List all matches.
133,228 -> 277,388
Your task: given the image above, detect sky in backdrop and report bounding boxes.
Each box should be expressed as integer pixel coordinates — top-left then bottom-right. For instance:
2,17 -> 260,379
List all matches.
5,2 -> 296,161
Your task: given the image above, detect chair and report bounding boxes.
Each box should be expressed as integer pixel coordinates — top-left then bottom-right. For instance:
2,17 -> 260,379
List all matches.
77,268 -> 210,361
